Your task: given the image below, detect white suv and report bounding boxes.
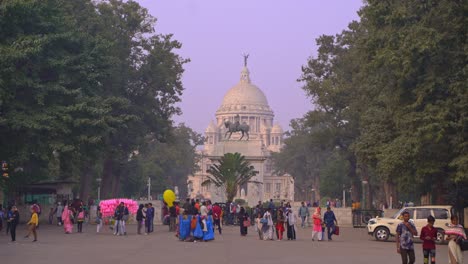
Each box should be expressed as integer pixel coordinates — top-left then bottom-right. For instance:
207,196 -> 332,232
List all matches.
367,205 -> 453,243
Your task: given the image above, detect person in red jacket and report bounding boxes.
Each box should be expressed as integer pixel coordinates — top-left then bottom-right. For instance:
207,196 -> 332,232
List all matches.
420,215 -> 437,264
212,203 -> 222,234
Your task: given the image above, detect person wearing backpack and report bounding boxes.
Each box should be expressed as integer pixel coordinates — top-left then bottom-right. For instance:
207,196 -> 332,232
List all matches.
76,207 -> 85,233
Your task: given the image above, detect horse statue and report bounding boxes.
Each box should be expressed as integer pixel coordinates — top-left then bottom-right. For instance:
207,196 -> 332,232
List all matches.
224,120 -> 249,140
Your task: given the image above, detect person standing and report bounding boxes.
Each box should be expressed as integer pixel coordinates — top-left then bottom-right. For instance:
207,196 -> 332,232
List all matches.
255,213 -> 263,240
136,204 -> 145,234
9,206 -> 19,242
55,202 -> 63,226
262,208 -> 274,240
76,207 -> 85,233
396,211 -> 418,264
275,208 -> 285,241
323,207 -> 338,241
96,206 -> 103,233
147,203 -> 154,233
0,205 -> 4,232
312,207 -> 322,241
211,203 -> 222,234
113,202 -> 125,236
25,207 -> 38,242
298,202 -> 309,228
169,205 -> 177,232
122,203 -> 129,235
286,208 -> 297,240
62,204 -> 73,234
48,207 -> 54,225
446,215 -> 465,264
239,207 -> 249,236
420,215 -> 437,264
6,206 -> 12,235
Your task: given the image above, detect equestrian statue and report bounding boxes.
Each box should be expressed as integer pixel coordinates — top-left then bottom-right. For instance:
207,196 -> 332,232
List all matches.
224,114 -> 249,140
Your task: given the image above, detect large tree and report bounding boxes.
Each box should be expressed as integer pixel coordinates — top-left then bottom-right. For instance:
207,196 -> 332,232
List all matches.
206,153 -> 258,203
299,0 -> 467,209
0,0 -> 189,201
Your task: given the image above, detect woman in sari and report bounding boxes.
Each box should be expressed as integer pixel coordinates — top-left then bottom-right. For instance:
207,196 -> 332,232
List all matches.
312,207 -> 322,241
262,208 -> 274,240
61,204 -> 73,234
446,215 -> 465,264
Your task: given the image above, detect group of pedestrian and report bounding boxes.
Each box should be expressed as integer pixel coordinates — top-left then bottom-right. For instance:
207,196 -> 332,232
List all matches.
253,202 -> 298,241
396,211 -> 466,264
312,206 -> 338,242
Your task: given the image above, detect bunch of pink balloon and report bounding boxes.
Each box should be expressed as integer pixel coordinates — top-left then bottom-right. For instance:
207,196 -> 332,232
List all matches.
99,198 -> 138,217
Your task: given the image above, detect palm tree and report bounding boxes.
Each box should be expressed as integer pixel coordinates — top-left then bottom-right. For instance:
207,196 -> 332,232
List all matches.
205,152 -> 258,202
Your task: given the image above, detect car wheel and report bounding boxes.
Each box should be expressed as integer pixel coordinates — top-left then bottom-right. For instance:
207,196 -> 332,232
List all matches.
436,229 -> 445,244
374,227 -> 390,241
362,213 -> 372,224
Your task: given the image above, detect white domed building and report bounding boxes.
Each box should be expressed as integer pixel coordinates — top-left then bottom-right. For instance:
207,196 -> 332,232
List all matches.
187,62 -> 294,205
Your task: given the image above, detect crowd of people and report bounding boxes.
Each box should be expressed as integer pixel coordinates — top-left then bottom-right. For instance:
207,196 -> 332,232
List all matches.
1,200 -> 466,264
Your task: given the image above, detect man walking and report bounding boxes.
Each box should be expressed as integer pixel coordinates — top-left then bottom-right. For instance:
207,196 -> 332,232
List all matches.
56,202 -> 64,226
396,211 -> 418,264
323,207 -> 338,240
298,202 -> 309,228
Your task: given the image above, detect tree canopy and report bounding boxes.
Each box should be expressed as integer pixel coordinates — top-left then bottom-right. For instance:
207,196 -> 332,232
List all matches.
277,0 -> 467,209
0,0 -> 194,200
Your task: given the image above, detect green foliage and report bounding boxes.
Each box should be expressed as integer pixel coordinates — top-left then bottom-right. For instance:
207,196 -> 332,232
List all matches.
206,153 -> 258,203
298,0 -> 467,207
0,0 -> 192,200
120,124 -> 203,198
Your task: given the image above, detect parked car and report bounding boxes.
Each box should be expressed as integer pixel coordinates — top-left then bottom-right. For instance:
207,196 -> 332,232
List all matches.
367,205 -> 453,243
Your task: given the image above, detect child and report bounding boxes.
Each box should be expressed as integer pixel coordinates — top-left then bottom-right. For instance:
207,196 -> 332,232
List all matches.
255,213 -> 263,240
420,215 -> 437,264
77,208 -> 85,233
96,206 -> 103,233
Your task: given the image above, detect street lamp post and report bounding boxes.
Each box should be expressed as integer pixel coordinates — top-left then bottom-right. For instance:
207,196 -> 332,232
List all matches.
343,185 -> 346,208
147,177 -> 151,201
362,180 -> 368,209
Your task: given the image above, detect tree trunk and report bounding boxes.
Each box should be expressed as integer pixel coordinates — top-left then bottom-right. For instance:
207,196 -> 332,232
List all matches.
347,154 -> 360,203
79,164 -> 93,201
101,157 -> 114,199
384,180 -> 397,209
111,165 -> 122,197
360,163 -> 371,209
59,153 -> 73,181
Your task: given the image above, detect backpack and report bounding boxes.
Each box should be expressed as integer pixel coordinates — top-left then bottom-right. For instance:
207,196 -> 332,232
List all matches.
78,211 -> 85,220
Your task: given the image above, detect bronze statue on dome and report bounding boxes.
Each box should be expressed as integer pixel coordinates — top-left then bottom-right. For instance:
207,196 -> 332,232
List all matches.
243,53 -> 249,67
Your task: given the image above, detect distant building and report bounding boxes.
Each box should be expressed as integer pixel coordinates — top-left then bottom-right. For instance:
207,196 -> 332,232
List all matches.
187,63 -> 294,205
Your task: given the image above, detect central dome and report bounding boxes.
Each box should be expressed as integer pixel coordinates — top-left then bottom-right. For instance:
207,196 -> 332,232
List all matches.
217,67 -> 273,115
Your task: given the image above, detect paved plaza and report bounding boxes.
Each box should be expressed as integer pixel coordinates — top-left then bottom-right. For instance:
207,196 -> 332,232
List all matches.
1,223 -> 467,264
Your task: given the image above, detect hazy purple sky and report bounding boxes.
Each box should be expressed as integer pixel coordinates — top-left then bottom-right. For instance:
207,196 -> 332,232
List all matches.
137,0 -> 363,133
